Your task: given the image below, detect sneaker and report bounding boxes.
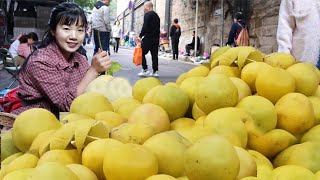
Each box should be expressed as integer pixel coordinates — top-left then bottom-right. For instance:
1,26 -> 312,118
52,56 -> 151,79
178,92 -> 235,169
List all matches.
149,71 -> 159,77
138,69 -> 150,76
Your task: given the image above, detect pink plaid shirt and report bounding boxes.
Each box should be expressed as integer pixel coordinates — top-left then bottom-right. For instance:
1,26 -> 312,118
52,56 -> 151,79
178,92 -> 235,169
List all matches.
12,42 -> 90,116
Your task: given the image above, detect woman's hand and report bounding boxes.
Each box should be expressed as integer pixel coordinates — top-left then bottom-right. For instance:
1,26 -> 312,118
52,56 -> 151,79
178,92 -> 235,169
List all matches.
91,48 -> 112,74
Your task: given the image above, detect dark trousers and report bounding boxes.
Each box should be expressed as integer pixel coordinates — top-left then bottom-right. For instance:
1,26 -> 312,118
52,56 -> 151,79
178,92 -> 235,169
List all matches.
93,29 -> 110,55
185,44 -> 194,54
113,37 -> 120,53
171,39 -> 179,59
142,39 -> 159,71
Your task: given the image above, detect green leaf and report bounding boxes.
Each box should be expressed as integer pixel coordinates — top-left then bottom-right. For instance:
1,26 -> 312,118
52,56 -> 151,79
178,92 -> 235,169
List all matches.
106,62 -> 122,76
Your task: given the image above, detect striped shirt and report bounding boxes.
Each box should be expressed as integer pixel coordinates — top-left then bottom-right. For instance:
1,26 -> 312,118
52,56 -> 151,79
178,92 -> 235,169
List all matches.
12,42 -> 89,116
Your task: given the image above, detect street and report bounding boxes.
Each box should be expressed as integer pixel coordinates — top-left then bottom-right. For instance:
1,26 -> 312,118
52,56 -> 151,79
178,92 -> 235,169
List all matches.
0,44 -> 197,91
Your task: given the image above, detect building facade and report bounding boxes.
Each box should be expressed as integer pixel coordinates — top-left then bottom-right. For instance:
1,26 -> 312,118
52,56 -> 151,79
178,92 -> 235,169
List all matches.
117,0 -> 281,55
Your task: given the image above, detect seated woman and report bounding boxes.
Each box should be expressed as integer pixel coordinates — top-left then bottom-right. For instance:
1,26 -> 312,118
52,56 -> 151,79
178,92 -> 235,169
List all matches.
9,32 -> 38,59
11,2 -> 111,117
15,35 -> 34,66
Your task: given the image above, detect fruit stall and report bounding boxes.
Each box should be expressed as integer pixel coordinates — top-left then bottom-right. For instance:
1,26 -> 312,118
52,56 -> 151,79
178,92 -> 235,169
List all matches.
1,46 -> 320,180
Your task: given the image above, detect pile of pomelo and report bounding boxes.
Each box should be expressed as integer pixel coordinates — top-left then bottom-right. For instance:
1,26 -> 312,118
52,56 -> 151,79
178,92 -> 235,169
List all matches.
2,46 -> 320,180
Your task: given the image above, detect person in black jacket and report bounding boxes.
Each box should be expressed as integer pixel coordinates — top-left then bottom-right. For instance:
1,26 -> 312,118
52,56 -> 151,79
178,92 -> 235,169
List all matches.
170,18 -> 181,60
184,31 -> 200,56
137,1 -> 160,77
226,12 -> 247,47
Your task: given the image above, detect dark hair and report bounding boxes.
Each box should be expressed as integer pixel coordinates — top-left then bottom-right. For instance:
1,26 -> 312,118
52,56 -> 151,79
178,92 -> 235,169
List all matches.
26,32 -> 38,41
114,20 -> 119,25
235,12 -> 244,20
18,35 -> 28,43
174,18 -> 178,24
21,2 -> 87,70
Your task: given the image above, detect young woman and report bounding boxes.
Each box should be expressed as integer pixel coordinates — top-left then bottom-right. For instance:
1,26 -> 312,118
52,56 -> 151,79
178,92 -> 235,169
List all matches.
112,20 -> 122,53
11,2 -> 111,117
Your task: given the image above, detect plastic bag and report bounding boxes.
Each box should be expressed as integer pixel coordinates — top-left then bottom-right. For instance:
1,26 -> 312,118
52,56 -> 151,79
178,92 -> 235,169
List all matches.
133,46 -> 142,66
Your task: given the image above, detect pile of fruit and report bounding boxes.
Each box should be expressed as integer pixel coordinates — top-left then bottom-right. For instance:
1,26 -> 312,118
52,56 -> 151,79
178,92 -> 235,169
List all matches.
1,46 -> 320,180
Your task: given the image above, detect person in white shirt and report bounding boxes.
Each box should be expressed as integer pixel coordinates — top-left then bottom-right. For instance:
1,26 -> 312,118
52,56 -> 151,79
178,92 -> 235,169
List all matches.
8,32 -> 38,58
112,20 -> 122,53
277,0 -> 320,67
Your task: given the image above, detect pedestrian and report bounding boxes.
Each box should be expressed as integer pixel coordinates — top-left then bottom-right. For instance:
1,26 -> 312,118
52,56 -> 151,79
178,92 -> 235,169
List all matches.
112,20 -> 122,53
184,31 -> 200,56
9,32 -> 38,58
226,12 -> 247,47
91,0 -> 112,55
277,0 -> 320,68
137,1 -> 160,77
170,18 -> 181,60
11,2 -> 111,117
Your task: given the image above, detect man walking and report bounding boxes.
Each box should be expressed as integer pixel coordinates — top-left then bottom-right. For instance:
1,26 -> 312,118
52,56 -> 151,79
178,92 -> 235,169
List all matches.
170,18 -> 181,60
137,1 -> 160,77
91,0 -> 111,55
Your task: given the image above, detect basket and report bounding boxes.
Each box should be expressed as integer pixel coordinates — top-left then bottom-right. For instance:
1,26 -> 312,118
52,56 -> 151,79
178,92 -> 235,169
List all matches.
0,112 -> 16,131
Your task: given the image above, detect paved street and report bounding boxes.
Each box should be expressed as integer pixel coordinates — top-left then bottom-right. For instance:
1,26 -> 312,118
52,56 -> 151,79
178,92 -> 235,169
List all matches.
0,44 -> 197,91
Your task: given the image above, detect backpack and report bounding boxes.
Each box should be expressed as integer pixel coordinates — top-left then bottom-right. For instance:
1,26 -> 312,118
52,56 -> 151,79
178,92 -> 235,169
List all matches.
235,23 -> 249,46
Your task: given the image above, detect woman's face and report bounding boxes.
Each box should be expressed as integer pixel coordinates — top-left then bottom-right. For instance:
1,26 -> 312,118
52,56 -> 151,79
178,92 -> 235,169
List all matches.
52,22 -> 85,59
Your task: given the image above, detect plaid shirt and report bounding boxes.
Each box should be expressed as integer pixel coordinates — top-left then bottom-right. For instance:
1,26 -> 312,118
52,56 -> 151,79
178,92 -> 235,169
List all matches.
12,42 -> 90,115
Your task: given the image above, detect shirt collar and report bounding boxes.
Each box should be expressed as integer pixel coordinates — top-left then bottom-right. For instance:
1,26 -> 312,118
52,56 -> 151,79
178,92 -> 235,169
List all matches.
49,42 -> 81,70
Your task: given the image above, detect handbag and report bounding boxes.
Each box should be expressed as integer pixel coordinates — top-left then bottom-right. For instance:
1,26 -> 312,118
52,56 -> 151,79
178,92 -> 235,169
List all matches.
133,45 -> 142,66
0,87 -> 22,113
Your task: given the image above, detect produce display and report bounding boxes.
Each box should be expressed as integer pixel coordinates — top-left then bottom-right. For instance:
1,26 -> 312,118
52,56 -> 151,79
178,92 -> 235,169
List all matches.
2,46 -> 320,180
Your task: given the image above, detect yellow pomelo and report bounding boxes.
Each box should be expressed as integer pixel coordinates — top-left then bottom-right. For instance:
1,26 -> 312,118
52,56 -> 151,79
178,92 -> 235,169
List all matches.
6,153 -> 38,174
234,146 -> 257,179
2,168 -> 35,180
37,149 -> 81,165
1,152 -> 23,166
177,125 -> 215,143
70,92 -> 113,118
82,139 -> 123,180
271,165 -> 315,180
316,170 -> 320,180
143,131 -> 191,177
301,125 -> 320,143
165,82 -> 179,87
185,65 -> 210,78
315,85 -> 320,97
204,107 -> 248,148
29,162 -> 78,180
195,74 -> 238,114
132,77 -> 163,102
49,122 -> 77,150
103,77 -> 132,102
110,122 -> 155,144
241,62 -> 272,93
29,130 -> 55,157
146,174 -> 176,180
95,111 -> 127,129
184,135 -> 240,180
74,119 -> 100,153
128,103 -> 170,133
308,96 -> 320,125
230,77 -> 252,102
273,142 -> 320,173
192,103 -> 206,120
1,131 -> 20,161
276,93 -> 314,134
114,99 -> 141,119
12,108 -> 61,152
215,47 -> 239,67
236,96 -> 277,136
170,118 -> 195,131
210,46 -> 231,67
143,86 -> 189,121
112,97 -> 140,111
85,75 -> 113,93
209,65 -> 241,78
248,129 -> 297,158
264,53 -> 296,69
239,177 -> 258,180
60,113 -> 92,124
194,116 -> 206,127
176,176 -> 189,180
179,76 -> 205,106
248,150 -> 273,180
103,143 -> 158,180
67,164 -> 98,180
287,63 -> 319,96
176,73 -> 188,85
255,67 -> 296,104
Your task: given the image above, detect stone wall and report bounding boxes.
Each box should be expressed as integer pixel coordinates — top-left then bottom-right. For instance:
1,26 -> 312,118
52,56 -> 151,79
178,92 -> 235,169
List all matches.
117,0 -> 281,55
